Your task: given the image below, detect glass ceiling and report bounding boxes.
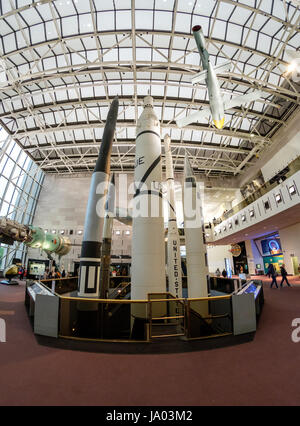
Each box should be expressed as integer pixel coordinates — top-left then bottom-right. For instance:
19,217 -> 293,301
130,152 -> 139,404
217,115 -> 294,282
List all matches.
0,0 -> 299,177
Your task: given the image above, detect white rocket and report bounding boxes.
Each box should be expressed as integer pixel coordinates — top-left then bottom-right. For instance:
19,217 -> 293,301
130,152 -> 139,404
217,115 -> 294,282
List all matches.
183,154 -> 209,298
164,134 -> 182,298
131,96 -> 166,303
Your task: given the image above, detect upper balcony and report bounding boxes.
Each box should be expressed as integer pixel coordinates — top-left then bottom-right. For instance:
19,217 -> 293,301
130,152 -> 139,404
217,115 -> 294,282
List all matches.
208,157 -> 300,244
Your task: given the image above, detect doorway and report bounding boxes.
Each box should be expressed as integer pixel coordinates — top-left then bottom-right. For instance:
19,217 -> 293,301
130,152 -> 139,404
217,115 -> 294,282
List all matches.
291,256 -> 299,275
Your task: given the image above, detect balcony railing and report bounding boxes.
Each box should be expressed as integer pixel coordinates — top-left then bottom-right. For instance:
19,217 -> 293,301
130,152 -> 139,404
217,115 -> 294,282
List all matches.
215,156 -> 300,225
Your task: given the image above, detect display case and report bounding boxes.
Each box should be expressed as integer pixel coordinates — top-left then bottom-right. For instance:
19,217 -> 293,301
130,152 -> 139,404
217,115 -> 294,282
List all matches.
25,281 -> 59,337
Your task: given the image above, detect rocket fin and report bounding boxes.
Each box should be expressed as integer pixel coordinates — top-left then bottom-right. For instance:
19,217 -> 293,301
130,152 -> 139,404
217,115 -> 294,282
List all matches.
191,61 -> 231,85
176,106 -> 211,128
224,90 -> 263,111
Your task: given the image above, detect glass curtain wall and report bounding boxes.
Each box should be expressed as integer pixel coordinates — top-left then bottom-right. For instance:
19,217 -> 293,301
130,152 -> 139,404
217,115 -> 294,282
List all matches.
0,127 -> 44,270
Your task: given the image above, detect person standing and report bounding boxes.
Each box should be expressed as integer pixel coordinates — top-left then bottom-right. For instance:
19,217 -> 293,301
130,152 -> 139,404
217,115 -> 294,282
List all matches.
222,269 -> 227,278
19,266 -> 24,280
269,264 -> 278,288
280,264 -> 291,287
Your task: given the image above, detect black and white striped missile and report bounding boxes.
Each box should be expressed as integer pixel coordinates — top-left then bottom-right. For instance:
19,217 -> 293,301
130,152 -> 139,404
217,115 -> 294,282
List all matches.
99,173 -> 115,299
131,95 -> 166,301
78,97 -> 119,297
164,134 -> 182,298
183,154 -> 209,298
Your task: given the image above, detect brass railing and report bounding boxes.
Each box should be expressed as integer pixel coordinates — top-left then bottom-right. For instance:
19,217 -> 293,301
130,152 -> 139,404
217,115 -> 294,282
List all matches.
56,290 -> 233,343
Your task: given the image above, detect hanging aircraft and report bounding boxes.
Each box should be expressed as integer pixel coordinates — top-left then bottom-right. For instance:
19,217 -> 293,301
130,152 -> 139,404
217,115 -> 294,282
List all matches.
176,25 -> 263,130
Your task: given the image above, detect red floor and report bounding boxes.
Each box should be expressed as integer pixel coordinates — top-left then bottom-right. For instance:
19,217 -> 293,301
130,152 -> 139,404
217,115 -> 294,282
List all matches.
0,276 -> 300,406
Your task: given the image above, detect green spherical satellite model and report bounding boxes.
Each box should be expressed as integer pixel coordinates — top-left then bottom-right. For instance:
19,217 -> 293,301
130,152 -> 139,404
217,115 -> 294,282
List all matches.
0,217 -> 71,277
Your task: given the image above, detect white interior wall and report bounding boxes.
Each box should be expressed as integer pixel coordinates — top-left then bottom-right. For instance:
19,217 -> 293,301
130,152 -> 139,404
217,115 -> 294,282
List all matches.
206,244 -> 234,273
261,131 -> 300,182
279,223 -> 300,275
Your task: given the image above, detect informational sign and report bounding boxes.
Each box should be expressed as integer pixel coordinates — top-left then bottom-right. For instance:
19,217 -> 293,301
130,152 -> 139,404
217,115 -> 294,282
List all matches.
29,263 -> 45,276
261,237 -> 282,256
230,244 -> 242,257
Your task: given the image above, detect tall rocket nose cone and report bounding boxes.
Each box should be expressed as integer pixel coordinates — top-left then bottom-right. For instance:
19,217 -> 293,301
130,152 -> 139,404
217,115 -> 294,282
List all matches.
192,25 -> 202,32
94,97 -> 119,173
184,153 -> 194,177
144,95 -> 154,108
164,133 -> 170,147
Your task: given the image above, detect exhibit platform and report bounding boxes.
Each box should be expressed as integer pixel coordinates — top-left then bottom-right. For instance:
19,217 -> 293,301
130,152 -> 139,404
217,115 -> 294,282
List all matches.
25,277 -> 264,353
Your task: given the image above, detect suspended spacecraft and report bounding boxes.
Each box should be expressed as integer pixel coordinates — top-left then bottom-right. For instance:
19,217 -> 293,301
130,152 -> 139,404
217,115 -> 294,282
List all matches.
176,25 -> 263,130
0,217 -> 71,258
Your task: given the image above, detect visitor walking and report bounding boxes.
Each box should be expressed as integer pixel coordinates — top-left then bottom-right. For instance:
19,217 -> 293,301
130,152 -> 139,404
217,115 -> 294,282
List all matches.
280,264 -> 291,288
268,264 -> 278,288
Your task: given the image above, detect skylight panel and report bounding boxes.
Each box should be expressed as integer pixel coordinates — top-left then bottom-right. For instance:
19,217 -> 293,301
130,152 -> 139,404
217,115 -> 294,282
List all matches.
108,85 -> 121,97
153,34 -> 171,49
62,16 -> 78,37
126,127 -> 136,138
151,84 -> 164,97
0,20 -> 13,37
135,10 -> 154,30
29,23 -> 46,44
137,83 -> 149,96
212,19 -> 227,40
177,0 -> 196,13
152,49 -> 168,62
119,48 -> 133,61
20,6 -> 42,26
97,11 -> 115,31
230,6 -> 252,26
121,84 -> 133,95
124,108 -> 135,120
260,19 -> 283,36
167,85 -> 179,97
116,10 -> 132,30
172,36 -> 189,50
156,0 -> 175,11
242,30 -> 258,50
3,33 -> 17,53
16,29 -> 29,50
163,107 -> 175,121
114,0 -> 131,9
288,32 -> 300,49
154,11 -> 173,31
175,13 -> 192,34
179,86 -> 193,99
258,0 -> 272,15
97,0 -> 115,11
136,47 -> 151,61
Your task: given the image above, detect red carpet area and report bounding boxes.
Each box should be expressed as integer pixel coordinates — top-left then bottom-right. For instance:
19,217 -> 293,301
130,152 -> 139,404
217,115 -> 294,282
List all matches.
0,276 -> 300,406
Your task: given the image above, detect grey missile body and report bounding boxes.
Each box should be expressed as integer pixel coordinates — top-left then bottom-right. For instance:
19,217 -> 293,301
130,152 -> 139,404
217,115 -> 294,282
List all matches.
99,173 -> 115,299
176,25 -> 262,130
78,97 -> 119,298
